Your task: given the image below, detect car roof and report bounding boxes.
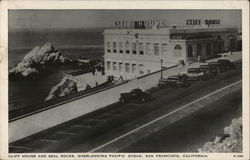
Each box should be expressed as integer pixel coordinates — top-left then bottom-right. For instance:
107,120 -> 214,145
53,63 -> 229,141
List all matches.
168,75 -> 180,78
167,76 -> 180,79
188,68 -> 199,70
209,62 -> 220,64
132,88 -> 142,91
218,59 -> 230,61
200,64 -> 210,67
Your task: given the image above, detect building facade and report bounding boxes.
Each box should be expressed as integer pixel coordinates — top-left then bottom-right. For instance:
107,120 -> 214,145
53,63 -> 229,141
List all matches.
104,25 -> 238,80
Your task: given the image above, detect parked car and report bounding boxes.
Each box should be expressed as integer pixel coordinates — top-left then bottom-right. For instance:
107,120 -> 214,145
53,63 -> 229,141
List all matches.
158,74 -> 189,88
186,68 -> 206,81
199,64 -> 217,79
119,88 -> 153,104
199,64 -> 211,72
217,59 -> 237,70
208,62 -> 225,73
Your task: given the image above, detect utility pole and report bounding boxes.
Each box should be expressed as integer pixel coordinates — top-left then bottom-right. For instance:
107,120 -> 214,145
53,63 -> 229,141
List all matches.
160,59 -> 163,79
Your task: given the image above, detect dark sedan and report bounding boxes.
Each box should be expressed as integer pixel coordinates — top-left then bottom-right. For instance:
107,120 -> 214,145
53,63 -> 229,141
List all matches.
119,88 -> 153,104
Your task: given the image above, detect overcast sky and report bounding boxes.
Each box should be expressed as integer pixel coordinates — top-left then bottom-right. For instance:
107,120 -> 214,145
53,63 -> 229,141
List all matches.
9,10 -> 241,31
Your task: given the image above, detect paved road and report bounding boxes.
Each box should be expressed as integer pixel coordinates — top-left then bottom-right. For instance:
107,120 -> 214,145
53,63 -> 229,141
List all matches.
9,68 -> 242,153
121,89 -> 242,152
70,80 -> 241,153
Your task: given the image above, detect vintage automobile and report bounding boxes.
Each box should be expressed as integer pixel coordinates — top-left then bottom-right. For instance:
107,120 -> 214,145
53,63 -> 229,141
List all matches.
186,68 -> 206,81
208,62 -> 225,73
199,64 -> 217,79
119,88 -> 153,104
158,74 -> 189,88
199,64 -> 211,72
217,59 -> 237,70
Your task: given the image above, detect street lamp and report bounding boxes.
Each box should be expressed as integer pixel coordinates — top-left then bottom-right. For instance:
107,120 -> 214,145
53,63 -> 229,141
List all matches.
160,59 -> 163,79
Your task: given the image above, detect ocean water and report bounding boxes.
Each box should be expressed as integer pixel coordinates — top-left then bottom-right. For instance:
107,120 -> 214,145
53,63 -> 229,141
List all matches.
8,29 -> 104,111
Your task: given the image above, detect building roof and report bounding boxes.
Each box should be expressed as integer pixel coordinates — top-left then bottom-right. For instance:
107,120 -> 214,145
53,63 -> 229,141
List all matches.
104,26 -> 238,36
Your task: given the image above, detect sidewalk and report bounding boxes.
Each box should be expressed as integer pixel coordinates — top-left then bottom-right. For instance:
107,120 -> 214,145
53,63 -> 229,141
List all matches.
206,51 -> 242,63
180,51 -> 242,74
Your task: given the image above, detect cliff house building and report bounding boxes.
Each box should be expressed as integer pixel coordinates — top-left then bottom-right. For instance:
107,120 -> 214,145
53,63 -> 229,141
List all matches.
104,20 -> 238,80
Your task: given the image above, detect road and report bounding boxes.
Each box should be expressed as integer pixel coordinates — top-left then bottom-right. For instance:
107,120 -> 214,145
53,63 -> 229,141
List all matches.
121,89 -> 241,152
9,67 -> 242,153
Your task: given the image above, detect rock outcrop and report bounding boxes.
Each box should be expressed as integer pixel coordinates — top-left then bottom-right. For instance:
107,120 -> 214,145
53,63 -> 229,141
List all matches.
45,71 -> 107,101
45,77 -> 78,101
9,43 -> 72,79
198,117 -> 242,153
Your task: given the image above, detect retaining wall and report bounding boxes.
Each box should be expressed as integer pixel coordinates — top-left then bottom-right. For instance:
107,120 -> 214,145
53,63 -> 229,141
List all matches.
9,64 -> 182,143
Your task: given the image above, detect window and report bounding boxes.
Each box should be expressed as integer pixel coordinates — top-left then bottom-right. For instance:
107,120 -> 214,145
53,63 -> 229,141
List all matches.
132,64 -> 137,73
174,44 -> 182,57
113,42 -> 117,53
119,62 -> 123,72
125,63 -> 130,72
139,64 -> 144,75
125,42 -> 130,54
106,61 -> 111,70
106,42 -> 111,53
113,62 -> 117,71
154,43 -> 159,55
139,43 -> 144,55
162,44 -> 167,54
146,43 -> 151,55
119,42 -> 123,53
132,43 -> 137,54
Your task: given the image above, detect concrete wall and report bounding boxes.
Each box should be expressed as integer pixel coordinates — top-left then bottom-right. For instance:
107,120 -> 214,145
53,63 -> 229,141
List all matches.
9,65 -> 179,143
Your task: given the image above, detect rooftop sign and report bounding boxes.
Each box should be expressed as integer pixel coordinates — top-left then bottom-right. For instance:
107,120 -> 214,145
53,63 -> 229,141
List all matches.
186,19 -> 220,26
114,20 -> 165,29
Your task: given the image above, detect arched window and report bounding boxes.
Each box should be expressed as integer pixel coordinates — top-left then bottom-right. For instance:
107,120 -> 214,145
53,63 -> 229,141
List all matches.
187,45 -> 193,57
174,45 -> 182,50
174,44 -> 182,57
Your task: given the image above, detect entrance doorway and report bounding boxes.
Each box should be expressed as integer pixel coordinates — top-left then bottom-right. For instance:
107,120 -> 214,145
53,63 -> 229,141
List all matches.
206,43 -> 211,56
187,45 -> 193,58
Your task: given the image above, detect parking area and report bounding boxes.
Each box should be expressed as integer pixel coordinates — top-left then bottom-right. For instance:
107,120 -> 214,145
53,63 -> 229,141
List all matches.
181,51 -> 242,72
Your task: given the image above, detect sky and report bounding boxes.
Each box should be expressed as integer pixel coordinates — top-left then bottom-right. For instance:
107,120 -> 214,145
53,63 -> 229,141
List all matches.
8,10 -> 242,31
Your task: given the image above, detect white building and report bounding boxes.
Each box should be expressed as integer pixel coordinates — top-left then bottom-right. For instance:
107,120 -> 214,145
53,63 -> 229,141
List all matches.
104,22 -> 238,80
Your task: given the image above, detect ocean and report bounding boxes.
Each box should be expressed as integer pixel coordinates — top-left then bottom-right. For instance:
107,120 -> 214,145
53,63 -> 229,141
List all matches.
8,29 -> 104,111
